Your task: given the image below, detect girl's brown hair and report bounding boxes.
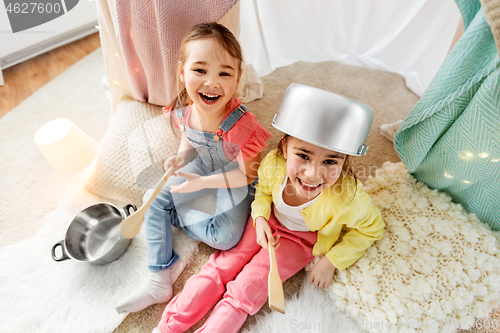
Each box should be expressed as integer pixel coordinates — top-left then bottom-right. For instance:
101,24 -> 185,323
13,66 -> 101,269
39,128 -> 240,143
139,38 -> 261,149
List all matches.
170,22 -> 243,111
277,134 -> 359,199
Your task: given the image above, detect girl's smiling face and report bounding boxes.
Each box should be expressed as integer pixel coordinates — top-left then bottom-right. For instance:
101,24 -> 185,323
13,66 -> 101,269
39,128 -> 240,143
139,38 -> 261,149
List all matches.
180,38 -> 241,119
283,137 -> 346,203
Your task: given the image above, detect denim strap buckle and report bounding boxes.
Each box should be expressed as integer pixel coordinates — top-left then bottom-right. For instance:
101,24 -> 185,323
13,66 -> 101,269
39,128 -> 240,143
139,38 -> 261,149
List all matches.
217,104 -> 248,139
175,107 -> 187,131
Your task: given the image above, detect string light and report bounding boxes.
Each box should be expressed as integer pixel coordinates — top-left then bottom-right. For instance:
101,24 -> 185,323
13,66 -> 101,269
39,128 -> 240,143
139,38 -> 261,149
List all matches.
458,151 -> 474,160
478,152 -> 489,159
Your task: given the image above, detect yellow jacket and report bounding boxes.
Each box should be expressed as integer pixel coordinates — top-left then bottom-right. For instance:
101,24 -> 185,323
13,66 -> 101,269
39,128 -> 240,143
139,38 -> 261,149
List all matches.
251,149 -> 384,271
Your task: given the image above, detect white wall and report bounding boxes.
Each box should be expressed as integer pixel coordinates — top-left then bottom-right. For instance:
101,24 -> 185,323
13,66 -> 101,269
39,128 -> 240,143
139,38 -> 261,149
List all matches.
0,0 -> 98,71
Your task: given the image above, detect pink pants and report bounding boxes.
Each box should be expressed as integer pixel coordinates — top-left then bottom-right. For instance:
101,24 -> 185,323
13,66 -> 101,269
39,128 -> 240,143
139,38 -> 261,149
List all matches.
158,210 -> 317,333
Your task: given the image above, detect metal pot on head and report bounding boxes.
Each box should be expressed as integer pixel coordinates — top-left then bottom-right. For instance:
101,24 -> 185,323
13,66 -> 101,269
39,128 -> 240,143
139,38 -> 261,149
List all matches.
272,83 -> 373,156
51,203 -> 137,265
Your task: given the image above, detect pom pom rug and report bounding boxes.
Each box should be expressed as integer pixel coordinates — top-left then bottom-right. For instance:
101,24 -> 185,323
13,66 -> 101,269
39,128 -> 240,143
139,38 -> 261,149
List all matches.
329,162 -> 500,332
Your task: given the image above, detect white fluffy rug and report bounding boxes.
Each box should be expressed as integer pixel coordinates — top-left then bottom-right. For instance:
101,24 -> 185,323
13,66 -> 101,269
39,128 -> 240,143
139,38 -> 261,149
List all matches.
0,49 -> 198,333
0,187 -> 197,333
0,188 -> 138,332
0,48 -> 138,333
331,163 -> 500,333
241,277 -> 367,333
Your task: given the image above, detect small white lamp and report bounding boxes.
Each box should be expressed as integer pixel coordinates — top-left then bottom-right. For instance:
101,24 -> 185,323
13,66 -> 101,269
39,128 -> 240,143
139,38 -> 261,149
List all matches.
34,118 -> 99,174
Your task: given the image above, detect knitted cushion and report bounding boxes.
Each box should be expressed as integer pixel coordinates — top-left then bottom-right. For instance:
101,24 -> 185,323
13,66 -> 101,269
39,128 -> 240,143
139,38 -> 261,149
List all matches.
329,162 -> 500,332
84,100 -> 180,207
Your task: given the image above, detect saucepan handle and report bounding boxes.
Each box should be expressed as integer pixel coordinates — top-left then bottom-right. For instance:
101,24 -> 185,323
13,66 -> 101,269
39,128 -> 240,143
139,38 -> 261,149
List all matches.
51,240 -> 70,262
122,203 -> 137,217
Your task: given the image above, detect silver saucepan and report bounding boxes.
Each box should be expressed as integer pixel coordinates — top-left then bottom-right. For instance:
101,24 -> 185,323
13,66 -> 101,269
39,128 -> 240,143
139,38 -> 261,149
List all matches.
272,83 -> 373,156
51,203 -> 137,265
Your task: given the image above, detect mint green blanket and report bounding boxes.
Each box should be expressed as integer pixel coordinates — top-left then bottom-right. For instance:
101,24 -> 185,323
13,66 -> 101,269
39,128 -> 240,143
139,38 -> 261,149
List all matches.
394,0 -> 500,230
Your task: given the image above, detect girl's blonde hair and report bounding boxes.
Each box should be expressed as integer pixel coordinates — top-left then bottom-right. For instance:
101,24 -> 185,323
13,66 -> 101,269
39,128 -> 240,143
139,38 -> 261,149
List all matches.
170,22 -> 243,111
277,134 -> 359,199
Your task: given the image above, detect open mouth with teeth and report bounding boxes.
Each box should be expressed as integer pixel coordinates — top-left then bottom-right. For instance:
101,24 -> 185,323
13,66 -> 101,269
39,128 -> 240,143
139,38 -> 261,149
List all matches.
199,92 -> 222,104
297,177 -> 323,191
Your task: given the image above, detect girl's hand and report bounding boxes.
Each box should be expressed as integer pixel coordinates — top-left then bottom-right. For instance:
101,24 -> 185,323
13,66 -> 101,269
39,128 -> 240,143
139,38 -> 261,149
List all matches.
170,171 -> 205,193
163,155 -> 185,172
308,256 -> 337,289
255,217 -> 280,252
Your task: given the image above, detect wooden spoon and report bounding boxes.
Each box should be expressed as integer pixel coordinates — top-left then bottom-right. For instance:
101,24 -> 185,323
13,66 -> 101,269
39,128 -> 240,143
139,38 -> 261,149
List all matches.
120,158 -> 180,239
268,242 -> 285,313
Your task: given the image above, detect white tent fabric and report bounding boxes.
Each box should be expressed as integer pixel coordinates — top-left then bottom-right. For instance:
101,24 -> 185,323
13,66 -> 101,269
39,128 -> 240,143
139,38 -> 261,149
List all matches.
238,0 -> 461,96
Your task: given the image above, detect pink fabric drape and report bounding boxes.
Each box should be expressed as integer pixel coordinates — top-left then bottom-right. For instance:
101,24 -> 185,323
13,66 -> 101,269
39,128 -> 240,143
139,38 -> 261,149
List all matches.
114,0 -> 239,107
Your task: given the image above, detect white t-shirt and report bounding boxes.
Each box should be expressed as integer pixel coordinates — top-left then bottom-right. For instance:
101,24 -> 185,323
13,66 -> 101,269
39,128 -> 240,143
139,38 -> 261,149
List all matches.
274,177 -> 321,232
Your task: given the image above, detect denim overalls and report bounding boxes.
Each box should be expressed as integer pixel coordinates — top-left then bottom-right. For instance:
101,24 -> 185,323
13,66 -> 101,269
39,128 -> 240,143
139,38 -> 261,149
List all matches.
145,104 -> 255,271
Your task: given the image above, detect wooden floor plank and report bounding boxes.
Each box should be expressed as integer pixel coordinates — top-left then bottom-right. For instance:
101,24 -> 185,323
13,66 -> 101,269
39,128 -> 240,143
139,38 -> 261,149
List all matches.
0,32 -> 101,117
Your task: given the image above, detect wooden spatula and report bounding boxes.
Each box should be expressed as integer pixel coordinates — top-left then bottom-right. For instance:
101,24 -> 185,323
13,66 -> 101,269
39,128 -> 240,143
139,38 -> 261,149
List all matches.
120,158 -> 180,239
268,242 -> 285,314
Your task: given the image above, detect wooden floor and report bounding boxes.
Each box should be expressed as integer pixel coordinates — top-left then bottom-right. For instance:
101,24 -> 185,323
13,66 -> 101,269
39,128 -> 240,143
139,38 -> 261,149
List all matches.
0,32 -> 101,118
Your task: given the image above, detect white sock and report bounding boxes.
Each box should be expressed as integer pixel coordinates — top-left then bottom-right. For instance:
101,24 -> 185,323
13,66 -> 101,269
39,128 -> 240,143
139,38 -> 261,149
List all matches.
116,269 -> 173,314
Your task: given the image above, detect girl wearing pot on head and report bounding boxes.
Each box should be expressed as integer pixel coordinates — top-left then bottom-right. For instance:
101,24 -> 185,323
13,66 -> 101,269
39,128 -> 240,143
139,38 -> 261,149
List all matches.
152,84 -> 385,333
115,22 -> 271,314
